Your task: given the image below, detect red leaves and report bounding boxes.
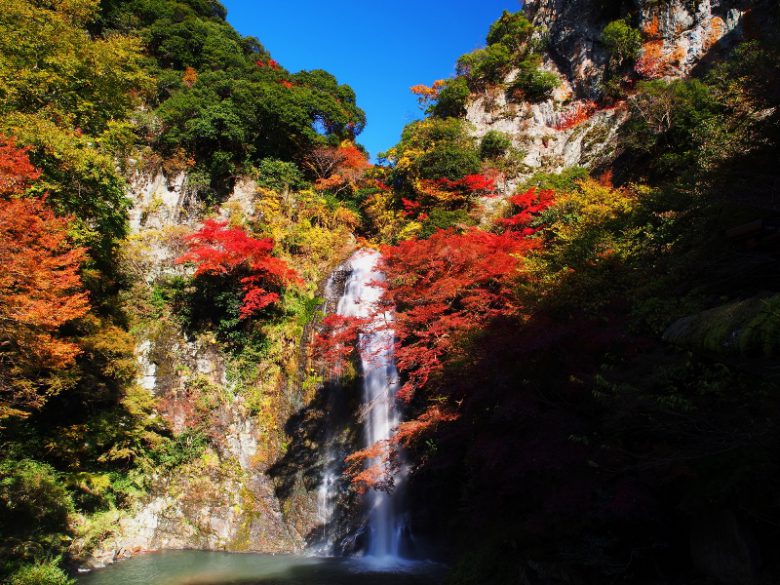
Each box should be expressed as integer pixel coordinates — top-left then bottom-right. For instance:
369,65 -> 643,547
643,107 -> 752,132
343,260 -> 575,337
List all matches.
176,220 -> 301,319
0,136 -> 41,197
401,197 -> 421,217
405,172 -> 499,218
256,58 -> 281,71
313,314 -> 369,373
498,187 -> 555,236
420,173 -> 497,199
554,101 -> 598,131
279,79 -> 294,89
345,442 -> 390,494
457,173 -> 497,194
381,228 -> 528,402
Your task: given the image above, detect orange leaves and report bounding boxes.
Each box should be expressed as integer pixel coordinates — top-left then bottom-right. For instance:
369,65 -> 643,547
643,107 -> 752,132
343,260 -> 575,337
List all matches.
182,66 -> 198,88
345,442 -> 390,494
0,196 -> 89,352
0,137 -> 89,418
0,196 -> 90,416
406,173 -> 498,217
311,142 -> 371,194
642,13 -> 661,39
176,220 -> 301,319
554,101 -> 598,131
635,40 -> 667,79
411,79 -> 446,108
344,407 -> 459,492
0,136 -> 41,196
394,406 -> 459,447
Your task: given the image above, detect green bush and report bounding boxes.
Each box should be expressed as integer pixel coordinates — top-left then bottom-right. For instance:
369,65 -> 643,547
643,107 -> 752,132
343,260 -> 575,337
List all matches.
432,77 -> 471,119
480,131 -> 513,160
522,166 -> 589,192
151,430 -> 208,469
7,560 -> 74,585
420,208 -> 474,238
486,10 -> 533,52
508,57 -> 559,102
0,460 -> 74,560
623,79 -> 723,177
255,158 -> 307,192
416,143 -> 482,181
457,43 -> 513,84
602,19 -> 643,65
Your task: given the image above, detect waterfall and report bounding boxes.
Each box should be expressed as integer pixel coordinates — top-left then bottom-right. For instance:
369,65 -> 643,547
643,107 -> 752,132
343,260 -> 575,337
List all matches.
319,248 -> 404,561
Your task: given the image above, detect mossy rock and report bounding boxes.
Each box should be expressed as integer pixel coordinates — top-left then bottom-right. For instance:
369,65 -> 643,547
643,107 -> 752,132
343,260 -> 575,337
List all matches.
663,295 -> 780,356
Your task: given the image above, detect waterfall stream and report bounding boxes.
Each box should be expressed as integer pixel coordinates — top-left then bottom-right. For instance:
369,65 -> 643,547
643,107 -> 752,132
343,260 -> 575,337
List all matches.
319,249 -> 405,561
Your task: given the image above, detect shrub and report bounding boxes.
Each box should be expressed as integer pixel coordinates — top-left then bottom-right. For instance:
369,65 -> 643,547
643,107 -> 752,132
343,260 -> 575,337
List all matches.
486,10 -> 533,53
419,208 -> 474,238
509,57 -> 559,102
432,77 -> 471,119
151,430 -> 208,469
0,460 -> 74,560
255,158 -> 307,192
8,561 -> 74,585
457,43 -> 513,84
522,167 -> 589,192
416,143 -> 482,181
602,20 -> 643,65
480,131 -> 513,160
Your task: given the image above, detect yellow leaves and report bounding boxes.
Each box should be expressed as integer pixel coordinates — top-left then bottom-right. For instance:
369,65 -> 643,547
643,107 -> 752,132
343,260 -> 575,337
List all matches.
182,66 -> 198,89
395,147 -> 424,174
0,0 -> 152,130
333,206 -> 361,230
54,0 -> 101,24
555,179 -> 639,230
398,220 -> 423,241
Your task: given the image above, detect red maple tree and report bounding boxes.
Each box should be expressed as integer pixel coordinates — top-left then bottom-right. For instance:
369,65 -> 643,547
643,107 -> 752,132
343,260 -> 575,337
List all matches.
498,187 -> 556,236
176,220 -> 301,319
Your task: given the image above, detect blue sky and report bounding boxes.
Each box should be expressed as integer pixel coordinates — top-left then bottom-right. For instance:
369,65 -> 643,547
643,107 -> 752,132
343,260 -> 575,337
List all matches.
221,0 -> 522,159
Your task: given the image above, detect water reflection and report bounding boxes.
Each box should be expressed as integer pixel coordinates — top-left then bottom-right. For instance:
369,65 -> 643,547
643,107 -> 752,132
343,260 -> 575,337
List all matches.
77,551 -> 444,585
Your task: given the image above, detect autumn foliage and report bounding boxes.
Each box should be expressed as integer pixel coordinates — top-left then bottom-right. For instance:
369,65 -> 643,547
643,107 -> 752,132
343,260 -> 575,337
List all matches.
403,173 -> 498,219
0,140 -> 90,418
314,184 -> 561,489
310,142 -> 371,194
0,136 -> 41,196
176,220 -> 301,318
554,101 -> 598,131
410,79 -> 446,108
498,187 -> 555,235
382,228 -> 536,403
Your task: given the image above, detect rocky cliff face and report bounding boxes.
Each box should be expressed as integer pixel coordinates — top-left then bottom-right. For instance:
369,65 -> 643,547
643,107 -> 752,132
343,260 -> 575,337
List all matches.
82,174 -> 312,568
468,0 -> 750,190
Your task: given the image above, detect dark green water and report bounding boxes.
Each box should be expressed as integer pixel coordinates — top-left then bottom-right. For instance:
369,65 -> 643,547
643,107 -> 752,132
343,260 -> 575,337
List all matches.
77,551 -> 444,585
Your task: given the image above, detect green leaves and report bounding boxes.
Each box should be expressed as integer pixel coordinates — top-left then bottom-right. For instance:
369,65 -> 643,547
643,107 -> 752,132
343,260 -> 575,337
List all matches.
601,19 -> 643,65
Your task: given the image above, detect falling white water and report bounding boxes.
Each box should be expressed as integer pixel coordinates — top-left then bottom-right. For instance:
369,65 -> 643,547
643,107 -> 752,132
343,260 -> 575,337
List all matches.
330,248 -> 404,561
